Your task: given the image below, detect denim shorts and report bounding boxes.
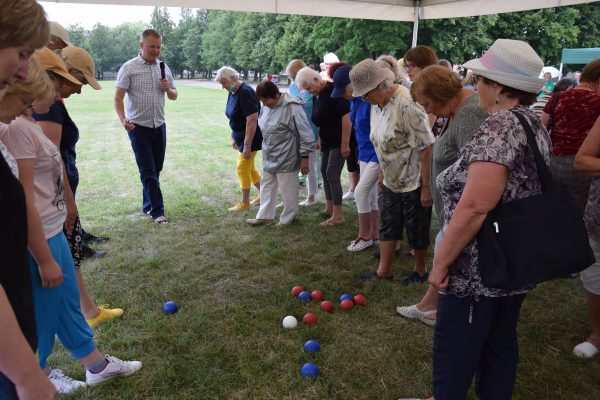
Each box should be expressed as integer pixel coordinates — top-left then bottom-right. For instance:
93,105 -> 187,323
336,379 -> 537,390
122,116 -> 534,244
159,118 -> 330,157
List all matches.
379,185 -> 432,249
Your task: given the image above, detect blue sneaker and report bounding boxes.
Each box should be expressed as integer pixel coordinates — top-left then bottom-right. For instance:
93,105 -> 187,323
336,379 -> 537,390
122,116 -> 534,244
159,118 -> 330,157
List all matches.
402,271 -> 429,286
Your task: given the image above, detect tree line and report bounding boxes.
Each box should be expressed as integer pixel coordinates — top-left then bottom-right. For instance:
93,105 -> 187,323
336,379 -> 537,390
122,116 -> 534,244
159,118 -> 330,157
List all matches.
67,3 -> 600,80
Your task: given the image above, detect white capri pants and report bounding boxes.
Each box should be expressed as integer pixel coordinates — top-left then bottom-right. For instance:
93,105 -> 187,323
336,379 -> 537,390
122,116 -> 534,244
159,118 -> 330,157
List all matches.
354,161 -> 379,214
256,170 -> 299,225
581,235 -> 600,295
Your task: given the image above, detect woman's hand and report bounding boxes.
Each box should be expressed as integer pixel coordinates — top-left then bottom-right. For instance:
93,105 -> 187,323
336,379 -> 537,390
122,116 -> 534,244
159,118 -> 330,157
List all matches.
341,144 -> 351,159
38,259 -> 63,288
64,198 -> 78,235
231,140 -> 237,150
421,185 -> 433,208
315,138 -> 321,151
242,146 -> 251,159
377,169 -> 384,192
428,260 -> 449,291
300,158 -> 309,175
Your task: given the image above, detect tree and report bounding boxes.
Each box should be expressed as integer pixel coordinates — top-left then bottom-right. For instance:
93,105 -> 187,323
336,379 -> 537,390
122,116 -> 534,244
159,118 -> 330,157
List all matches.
182,9 -> 209,77
150,7 -> 176,68
201,11 -> 238,70
67,23 -> 89,51
88,23 -> 117,78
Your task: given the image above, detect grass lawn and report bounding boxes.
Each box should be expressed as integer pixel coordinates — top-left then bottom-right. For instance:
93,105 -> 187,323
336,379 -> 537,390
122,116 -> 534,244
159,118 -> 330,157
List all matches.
49,81 -> 599,399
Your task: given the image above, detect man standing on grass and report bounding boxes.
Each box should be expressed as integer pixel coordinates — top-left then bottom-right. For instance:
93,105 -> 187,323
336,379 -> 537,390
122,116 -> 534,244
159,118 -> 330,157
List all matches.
114,28 -> 177,225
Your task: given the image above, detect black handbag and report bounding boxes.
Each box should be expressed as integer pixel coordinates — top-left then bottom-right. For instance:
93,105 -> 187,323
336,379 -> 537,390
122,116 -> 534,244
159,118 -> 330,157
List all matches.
476,111 -> 595,290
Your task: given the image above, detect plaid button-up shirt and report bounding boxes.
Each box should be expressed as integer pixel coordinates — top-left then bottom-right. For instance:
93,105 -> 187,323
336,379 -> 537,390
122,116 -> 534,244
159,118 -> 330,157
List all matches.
116,54 -> 175,128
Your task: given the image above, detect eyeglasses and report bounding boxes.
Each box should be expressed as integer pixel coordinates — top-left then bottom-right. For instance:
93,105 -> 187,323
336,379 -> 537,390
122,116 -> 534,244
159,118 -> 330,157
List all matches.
20,97 -> 34,111
472,74 -> 481,85
404,62 -> 417,72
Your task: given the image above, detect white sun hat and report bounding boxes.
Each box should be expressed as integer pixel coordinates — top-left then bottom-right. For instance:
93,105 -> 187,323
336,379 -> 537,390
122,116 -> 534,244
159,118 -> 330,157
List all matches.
462,39 -> 545,94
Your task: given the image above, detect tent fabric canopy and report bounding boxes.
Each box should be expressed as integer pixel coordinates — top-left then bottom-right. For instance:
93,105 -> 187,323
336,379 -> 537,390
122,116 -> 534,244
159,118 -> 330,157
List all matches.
561,48 -> 600,64
45,0 -> 597,22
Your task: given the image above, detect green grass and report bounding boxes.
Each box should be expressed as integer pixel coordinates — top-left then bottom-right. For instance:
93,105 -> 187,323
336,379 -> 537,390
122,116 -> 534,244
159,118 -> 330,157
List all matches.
48,81 -> 599,399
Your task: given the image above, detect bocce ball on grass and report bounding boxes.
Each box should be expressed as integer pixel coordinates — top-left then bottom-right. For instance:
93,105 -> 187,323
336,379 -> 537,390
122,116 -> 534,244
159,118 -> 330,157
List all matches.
340,299 -> 354,310
353,294 -> 366,306
303,340 -> 320,352
310,290 -> 324,302
303,313 -> 317,325
163,301 -> 178,314
320,300 -> 334,313
297,291 -> 311,301
339,293 -> 353,303
291,285 -> 304,297
282,315 -> 298,329
300,362 -> 320,378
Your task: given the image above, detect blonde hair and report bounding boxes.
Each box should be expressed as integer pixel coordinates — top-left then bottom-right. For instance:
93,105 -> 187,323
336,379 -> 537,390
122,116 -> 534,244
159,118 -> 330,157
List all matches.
286,59 -> 306,80
376,55 -> 406,83
4,59 -> 55,101
295,67 -> 322,91
0,0 -> 49,49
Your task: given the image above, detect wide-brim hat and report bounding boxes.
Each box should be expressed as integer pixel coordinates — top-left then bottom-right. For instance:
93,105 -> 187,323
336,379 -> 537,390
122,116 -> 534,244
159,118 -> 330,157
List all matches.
331,64 -> 352,99
61,46 -> 101,90
462,39 -> 545,94
32,48 -> 82,87
49,21 -> 73,47
349,59 -> 389,97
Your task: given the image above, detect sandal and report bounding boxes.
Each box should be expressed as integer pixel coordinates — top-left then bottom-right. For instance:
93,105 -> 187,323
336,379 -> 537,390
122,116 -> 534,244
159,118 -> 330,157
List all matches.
154,216 -> 168,225
396,304 -> 436,327
319,218 -> 344,227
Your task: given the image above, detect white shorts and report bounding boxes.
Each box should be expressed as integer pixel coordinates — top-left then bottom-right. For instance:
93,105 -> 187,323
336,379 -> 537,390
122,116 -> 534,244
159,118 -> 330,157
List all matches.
581,235 -> 600,295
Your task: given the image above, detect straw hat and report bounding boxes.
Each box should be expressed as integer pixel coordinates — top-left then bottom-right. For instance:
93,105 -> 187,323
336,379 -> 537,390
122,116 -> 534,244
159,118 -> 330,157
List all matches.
61,46 -> 101,90
32,48 -> 82,86
49,21 -> 73,46
462,39 -> 545,94
349,59 -> 389,97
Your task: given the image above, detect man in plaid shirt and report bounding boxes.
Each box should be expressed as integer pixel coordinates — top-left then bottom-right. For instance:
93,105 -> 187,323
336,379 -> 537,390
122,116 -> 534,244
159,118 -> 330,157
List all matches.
114,28 -> 178,224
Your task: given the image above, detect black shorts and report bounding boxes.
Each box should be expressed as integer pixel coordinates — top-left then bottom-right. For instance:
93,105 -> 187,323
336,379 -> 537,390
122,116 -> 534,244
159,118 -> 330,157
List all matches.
345,132 -> 359,173
379,185 -> 432,249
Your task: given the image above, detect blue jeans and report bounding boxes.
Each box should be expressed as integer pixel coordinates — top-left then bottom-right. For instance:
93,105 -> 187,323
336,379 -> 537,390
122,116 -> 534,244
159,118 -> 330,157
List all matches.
433,293 -> 526,400
0,373 -> 17,400
128,124 -> 166,218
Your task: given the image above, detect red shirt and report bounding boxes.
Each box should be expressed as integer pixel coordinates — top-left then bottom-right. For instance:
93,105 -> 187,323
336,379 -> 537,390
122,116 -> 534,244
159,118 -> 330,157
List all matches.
544,89 -> 600,156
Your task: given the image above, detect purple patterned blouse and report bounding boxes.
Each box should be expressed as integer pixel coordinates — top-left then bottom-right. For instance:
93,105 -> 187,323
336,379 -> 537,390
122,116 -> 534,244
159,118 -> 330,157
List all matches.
436,106 -> 551,298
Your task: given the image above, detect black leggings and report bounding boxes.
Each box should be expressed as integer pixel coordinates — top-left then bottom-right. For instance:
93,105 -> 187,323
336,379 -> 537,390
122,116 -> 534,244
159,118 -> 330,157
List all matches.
321,147 -> 345,205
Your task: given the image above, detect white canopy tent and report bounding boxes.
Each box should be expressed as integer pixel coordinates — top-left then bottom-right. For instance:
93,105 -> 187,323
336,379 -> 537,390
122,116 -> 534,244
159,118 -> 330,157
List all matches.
45,0 -> 597,46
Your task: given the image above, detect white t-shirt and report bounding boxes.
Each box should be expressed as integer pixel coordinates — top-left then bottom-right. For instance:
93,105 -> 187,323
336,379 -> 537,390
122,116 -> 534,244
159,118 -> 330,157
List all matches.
2,117 -> 66,239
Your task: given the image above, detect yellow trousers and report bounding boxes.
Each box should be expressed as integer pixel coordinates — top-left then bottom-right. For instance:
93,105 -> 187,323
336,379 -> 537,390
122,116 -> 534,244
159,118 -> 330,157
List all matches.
237,151 -> 261,189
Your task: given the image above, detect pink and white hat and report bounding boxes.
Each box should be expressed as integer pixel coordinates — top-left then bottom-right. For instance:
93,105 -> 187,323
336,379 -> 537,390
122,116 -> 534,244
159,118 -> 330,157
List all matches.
462,39 -> 545,94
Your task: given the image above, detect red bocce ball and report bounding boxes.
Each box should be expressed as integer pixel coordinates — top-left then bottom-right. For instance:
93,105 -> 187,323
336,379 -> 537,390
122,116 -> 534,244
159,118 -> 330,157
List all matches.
320,300 -> 334,313
311,290 -> 324,302
291,285 -> 304,297
303,313 -> 318,325
340,299 -> 354,310
353,294 -> 366,306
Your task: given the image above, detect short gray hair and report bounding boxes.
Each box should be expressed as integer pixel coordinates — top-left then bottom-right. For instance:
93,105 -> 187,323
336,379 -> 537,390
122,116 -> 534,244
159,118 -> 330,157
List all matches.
295,67 -> 322,91
215,66 -> 239,82
376,54 -> 407,83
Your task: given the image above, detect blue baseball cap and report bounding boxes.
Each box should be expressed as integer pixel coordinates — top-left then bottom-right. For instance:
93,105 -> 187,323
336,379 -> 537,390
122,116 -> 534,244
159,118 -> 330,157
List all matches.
331,64 -> 352,99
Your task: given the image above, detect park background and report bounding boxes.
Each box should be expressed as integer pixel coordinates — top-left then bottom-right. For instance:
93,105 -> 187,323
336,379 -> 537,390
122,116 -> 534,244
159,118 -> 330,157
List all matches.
37,3 -> 600,399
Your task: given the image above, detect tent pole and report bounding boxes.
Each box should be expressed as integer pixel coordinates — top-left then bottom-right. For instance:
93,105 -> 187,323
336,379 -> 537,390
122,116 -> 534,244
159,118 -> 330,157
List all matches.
411,0 -> 420,48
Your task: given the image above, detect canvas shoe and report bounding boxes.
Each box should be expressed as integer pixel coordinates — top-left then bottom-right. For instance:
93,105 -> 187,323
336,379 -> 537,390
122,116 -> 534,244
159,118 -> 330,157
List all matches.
396,304 -> 436,326
342,191 -> 355,200
250,195 -> 261,205
228,202 -> 250,212
246,218 -> 275,226
299,198 -> 316,206
48,369 -> 86,394
347,238 -> 374,252
86,355 -> 142,385
86,305 -> 124,328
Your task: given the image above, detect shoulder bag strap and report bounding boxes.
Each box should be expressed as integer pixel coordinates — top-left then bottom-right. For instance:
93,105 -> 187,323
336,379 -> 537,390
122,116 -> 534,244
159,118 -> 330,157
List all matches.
510,110 -> 556,193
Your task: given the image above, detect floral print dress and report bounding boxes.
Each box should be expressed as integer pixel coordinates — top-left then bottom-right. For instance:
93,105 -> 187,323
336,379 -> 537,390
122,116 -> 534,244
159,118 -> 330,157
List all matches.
436,106 -> 551,298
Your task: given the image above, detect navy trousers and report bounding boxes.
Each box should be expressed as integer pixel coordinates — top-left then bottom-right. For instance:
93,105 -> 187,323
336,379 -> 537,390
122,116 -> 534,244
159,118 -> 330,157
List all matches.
432,292 -> 526,400
128,123 -> 166,218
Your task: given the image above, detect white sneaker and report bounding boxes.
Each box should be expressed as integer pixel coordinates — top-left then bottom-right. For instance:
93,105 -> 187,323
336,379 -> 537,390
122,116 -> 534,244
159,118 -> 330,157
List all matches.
86,355 -> 142,385
396,304 -> 436,326
299,198 -> 316,206
342,191 -> 355,200
48,369 -> 87,394
347,238 -> 374,252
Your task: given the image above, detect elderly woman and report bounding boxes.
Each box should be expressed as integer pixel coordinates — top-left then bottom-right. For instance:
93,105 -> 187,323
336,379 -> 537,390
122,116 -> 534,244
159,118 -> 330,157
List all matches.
541,58 -> 600,212
296,66 -> 351,226
423,39 -> 550,400
246,81 -> 315,226
0,1 -> 57,398
349,59 -> 434,284
396,65 -> 488,326
376,54 -> 409,87
330,64 -> 379,251
286,59 -> 320,205
573,116 -> 600,359
216,66 -> 262,212
1,59 -> 142,394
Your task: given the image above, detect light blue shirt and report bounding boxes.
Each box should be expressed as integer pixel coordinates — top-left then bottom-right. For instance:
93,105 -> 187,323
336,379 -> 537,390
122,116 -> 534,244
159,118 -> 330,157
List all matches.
289,82 -> 319,140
